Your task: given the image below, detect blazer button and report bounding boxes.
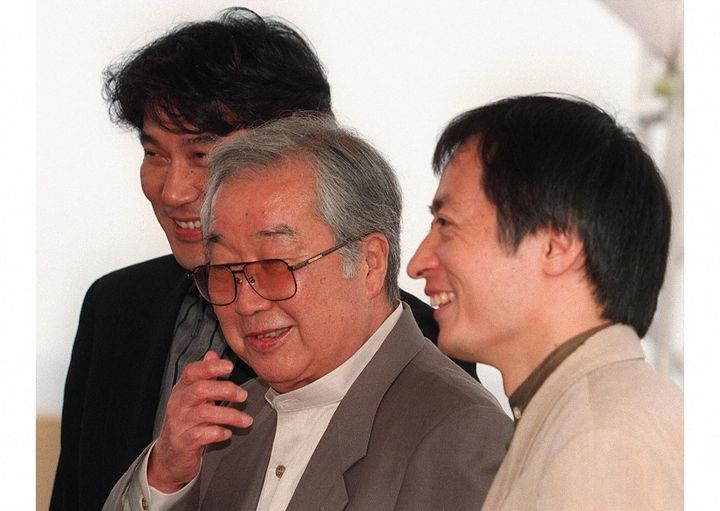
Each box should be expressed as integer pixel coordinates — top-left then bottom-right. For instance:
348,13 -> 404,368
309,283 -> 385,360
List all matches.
275,464 -> 286,478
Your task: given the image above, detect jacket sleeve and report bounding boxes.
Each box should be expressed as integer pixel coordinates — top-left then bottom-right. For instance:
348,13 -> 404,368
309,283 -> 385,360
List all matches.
50,282 -> 99,511
101,444 -> 201,511
394,403 -> 512,511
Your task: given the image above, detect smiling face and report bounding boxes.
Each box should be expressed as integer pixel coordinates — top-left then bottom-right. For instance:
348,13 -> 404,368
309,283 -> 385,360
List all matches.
139,113 -> 238,270
207,159 -> 375,393
407,142 -> 544,365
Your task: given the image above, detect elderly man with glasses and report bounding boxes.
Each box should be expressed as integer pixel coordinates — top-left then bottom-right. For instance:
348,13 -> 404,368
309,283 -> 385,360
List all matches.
103,115 -> 512,511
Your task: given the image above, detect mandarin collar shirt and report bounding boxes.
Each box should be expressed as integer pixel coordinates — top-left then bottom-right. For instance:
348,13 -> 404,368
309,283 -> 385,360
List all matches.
136,304 -> 402,511
256,303 -> 402,511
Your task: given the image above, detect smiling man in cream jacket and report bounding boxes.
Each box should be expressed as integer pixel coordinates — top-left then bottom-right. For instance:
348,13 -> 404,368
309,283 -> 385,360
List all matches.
409,95 -> 683,511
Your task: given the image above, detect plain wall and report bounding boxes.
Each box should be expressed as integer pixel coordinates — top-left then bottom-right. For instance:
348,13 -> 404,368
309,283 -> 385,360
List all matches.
37,0 -> 646,416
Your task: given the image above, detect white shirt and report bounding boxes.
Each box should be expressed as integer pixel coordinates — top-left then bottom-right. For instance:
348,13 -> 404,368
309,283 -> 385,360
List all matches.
124,304 -> 402,511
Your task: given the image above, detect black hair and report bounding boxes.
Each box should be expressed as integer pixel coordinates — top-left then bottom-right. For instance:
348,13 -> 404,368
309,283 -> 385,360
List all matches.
103,7 -> 331,135
434,95 -> 671,337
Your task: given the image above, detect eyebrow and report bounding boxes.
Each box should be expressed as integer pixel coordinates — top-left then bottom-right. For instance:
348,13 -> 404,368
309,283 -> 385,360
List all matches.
429,196 -> 446,215
255,224 -> 299,239
139,132 -> 219,146
204,224 -> 299,247
139,132 -> 155,145
183,134 -> 219,146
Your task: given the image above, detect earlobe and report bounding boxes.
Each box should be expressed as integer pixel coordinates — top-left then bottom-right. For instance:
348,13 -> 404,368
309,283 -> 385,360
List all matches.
360,233 -> 389,299
542,228 -> 585,277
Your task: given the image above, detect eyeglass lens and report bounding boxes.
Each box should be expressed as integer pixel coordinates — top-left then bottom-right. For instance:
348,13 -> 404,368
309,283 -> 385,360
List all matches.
196,260 -> 296,305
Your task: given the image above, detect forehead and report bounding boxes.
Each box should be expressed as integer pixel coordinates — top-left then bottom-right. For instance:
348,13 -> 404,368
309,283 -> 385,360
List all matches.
140,113 -> 217,143
211,160 -> 325,241
432,142 -> 487,214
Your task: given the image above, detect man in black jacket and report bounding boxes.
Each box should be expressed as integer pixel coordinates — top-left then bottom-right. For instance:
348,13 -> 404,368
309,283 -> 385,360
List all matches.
51,8 -> 477,511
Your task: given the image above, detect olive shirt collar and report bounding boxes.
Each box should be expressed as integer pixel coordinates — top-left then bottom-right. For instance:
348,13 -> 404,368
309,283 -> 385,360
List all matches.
508,323 -> 611,424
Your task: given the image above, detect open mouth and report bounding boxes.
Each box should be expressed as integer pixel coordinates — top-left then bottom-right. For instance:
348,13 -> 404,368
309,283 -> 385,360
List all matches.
171,218 -> 203,242
175,219 -> 201,229
429,291 -> 456,308
246,327 -> 291,341
244,326 -> 292,352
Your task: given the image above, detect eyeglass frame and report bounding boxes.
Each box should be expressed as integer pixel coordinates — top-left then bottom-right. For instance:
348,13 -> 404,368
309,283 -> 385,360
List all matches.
189,237 -> 360,305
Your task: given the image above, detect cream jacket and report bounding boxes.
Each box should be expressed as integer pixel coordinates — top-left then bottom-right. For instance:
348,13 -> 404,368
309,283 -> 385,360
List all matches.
482,324 -> 683,511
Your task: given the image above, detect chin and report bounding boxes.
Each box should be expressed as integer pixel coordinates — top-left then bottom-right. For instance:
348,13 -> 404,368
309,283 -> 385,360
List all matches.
438,329 -> 472,358
170,246 -> 205,270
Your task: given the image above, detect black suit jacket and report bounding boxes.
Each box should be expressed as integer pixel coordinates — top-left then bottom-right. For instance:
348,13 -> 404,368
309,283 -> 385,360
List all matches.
50,255 -> 477,511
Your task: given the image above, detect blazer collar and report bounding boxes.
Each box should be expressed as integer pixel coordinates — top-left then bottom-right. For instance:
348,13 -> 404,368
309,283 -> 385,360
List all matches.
286,303 -> 426,510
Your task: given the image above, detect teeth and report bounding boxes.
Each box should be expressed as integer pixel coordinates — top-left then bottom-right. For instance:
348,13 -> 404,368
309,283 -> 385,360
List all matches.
176,220 -> 201,229
429,291 -> 455,308
250,327 -> 289,340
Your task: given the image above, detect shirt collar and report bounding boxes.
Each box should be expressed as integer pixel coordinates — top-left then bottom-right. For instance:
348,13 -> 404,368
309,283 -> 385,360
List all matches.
265,304 -> 403,413
508,323 -> 611,423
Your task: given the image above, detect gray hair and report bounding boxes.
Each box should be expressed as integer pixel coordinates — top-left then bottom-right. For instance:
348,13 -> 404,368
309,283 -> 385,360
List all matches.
201,114 -> 402,302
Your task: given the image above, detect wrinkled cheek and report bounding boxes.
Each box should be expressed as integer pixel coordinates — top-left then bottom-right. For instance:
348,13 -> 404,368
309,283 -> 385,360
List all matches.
214,316 -> 243,355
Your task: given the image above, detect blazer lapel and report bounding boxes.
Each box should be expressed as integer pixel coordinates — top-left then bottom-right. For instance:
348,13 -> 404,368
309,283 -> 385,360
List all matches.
200,379 -> 277,510
287,305 -> 425,510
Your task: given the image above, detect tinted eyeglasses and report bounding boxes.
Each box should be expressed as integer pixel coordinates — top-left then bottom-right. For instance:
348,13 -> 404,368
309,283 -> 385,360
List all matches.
191,239 -> 356,305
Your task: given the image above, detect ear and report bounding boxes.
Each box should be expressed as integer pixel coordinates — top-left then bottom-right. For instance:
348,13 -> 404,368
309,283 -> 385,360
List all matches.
359,233 -> 389,299
540,228 -> 585,277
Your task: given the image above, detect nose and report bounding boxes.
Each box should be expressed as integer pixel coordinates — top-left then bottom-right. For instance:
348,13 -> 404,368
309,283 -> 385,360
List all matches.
161,161 -> 204,208
407,231 -> 439,279
232,274 -> 274,316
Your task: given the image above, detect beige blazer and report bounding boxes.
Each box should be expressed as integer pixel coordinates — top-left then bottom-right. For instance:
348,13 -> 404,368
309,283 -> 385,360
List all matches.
482,324 -> 683,511
104,304 -> 513,510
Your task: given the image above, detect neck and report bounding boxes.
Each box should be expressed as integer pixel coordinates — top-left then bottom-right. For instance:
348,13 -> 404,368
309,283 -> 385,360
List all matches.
495,313 -> 607,397
270,300 -> 397,394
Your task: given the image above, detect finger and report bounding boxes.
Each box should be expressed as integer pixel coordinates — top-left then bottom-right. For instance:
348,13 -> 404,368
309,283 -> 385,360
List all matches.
179,356 -> 234,385
159,405 -> 250,455
203,350 -> 220,361
166,380 -> 248,417
194,403 -> 254,429
175,423 -> 236,452
185,379 -> 248,406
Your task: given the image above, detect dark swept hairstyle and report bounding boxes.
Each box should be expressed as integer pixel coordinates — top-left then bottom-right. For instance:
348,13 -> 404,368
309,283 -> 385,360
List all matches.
102,7 -> 331,134
434,95 -> 671,337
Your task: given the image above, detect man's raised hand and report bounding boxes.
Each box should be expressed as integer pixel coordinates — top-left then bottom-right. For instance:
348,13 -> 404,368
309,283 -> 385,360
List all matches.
148,351 -> 253,492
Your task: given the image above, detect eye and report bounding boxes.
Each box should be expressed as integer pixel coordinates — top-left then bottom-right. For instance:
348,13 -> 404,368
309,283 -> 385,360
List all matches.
142,148 -> 166,165
190,150 -> 211,168
433,216 -> 450,228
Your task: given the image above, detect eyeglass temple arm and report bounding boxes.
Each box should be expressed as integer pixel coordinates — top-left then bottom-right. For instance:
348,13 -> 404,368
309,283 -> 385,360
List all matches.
288,252 -> 329,271
288,239 -> 357,271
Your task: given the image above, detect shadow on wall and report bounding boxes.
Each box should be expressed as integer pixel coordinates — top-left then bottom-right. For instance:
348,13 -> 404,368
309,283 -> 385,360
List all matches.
37,415 -> 60,511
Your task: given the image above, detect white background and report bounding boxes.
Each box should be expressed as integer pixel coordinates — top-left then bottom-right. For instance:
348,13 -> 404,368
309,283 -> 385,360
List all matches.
36,0 -> 647,418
